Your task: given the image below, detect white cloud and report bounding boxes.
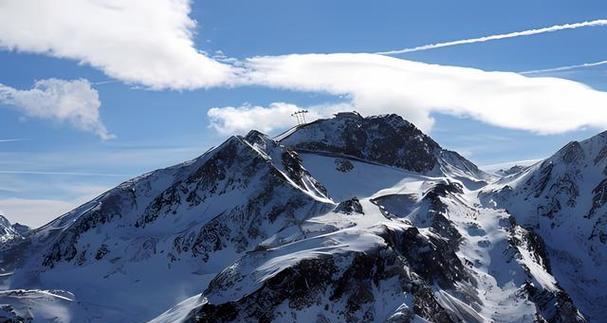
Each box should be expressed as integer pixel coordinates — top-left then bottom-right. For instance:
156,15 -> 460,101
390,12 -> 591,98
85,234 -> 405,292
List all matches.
3,1 -> 607,136
0,0 -> 237,90
375,19 -> 607,55
207,102 -> 353,134
236,53 -> 607,134
208,103 -> 301,135
0,79 -> 113,139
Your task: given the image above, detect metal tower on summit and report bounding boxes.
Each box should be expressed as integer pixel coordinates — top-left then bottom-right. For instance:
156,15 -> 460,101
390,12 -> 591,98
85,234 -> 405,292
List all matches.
291,110 -> 309,125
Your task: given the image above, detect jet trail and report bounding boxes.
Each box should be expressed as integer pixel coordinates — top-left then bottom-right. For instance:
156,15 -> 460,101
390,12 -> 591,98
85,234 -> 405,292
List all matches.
521,60 -> 607,74
376,19 -> 607,55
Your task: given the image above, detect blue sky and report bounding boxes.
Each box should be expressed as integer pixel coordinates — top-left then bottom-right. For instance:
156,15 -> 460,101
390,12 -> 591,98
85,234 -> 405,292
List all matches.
1,0 -> 607,227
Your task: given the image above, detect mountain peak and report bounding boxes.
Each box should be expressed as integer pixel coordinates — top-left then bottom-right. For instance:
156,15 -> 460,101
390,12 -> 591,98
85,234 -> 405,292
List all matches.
279,112 -> 440,173
279,112 -> 488,181
0,215 -> 25,243
333,111 -> 363,119
243,129 -> 269,144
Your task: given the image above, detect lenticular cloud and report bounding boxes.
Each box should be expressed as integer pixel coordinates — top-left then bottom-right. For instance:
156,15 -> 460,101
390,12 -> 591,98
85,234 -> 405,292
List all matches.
224,53 -> 607,135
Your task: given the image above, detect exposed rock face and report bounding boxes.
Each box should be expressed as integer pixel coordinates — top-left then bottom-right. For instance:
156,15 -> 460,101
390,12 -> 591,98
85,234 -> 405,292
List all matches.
334,197 -> 364,215
281,112 -> 440,173
421,181 -> 465,247
335,158 -> 354,172
185,224 -> 471,323
506,218 -> 585,322
522,284 -> 586,323
377,225 -> 472,290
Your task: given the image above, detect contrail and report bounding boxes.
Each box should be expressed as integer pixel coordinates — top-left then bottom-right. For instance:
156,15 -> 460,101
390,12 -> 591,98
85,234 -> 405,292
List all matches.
376,19 -> 607,55
0,170 -> 126,177
521,60 -> 607,74
91,80 -> 119,86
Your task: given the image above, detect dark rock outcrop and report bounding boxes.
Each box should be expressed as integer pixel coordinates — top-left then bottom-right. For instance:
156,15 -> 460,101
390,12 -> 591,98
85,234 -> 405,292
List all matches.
280,112 -> 485,179
335,197 -> 364,215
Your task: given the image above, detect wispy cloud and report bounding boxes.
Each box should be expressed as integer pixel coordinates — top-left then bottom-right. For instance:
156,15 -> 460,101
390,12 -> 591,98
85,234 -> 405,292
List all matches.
0,139 -> 25,143
0,145 -> 215,227
0,170 -> 126,177
91,80 -> 120,86
521,60 -> 607,75
375,19 -> 607,55
480,159 -> 543,173
0,79 -> 113,139
0,146 -> 208,183
0,189 -> 111,228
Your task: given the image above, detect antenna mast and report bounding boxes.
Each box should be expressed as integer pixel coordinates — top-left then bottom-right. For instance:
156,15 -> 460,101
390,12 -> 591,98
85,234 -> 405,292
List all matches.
290,110 -> 309,126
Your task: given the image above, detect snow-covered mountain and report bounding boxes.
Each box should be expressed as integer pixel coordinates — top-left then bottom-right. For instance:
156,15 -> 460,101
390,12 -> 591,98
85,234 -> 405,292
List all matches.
0,130 -> 334,322
481,131 -> 607,321
0,215 -> 29,244
280,112 -> 490,184
0,112 -> 601,322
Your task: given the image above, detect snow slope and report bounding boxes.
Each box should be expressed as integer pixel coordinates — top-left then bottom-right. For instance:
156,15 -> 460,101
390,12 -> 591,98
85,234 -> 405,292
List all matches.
0,289 -> 85,322
178,151 -> 582,322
